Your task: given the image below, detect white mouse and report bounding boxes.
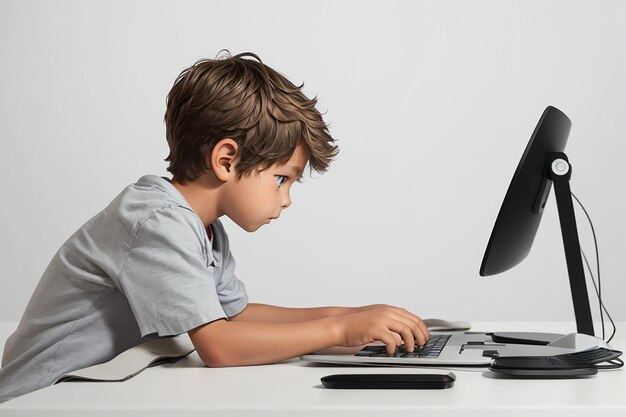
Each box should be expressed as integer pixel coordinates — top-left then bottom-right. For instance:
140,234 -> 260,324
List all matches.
423,318 -> 471,331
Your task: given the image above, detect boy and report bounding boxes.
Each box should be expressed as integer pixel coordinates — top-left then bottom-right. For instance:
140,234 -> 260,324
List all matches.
0,51 -> 429,403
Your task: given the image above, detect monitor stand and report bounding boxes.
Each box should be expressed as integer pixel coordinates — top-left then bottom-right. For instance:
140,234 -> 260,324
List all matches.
545,152 -> 594,336
487,152 -> 595,345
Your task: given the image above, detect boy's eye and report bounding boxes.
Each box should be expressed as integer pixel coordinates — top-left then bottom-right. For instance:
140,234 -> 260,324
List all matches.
275,175 -> 288,188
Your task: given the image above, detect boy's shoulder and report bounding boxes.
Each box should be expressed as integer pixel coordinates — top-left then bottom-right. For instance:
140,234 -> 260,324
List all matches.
61,175 -> 224,278
113,175 -> 197,226
122,174 -> 189,212
77,175 -> 216,253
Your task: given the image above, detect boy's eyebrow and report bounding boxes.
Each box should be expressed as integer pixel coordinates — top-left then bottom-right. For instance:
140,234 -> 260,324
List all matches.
285,165 -> 304,178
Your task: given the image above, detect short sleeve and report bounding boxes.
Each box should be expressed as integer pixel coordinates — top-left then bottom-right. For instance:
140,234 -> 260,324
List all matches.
117,208 -> 227,337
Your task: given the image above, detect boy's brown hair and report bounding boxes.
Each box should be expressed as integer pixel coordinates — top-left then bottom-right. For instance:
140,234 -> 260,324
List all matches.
164,50 -> 338,182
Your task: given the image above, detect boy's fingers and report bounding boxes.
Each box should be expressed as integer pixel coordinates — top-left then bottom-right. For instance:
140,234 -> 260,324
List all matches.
387,312 -> 428,347
400,310 -> 430,341
392,321 -> 416,352
409,320 -> 428,348
397,310 -> 430,339
369,307 -> 430,352
380,319 -> 414,350
415,317 -> 430,340
379,331 -> 399,355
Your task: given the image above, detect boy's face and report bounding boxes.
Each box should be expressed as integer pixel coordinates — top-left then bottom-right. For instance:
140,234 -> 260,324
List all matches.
223,144 -> 308,232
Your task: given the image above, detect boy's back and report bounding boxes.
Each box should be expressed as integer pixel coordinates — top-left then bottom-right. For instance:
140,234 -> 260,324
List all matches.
0,175 -> 247,401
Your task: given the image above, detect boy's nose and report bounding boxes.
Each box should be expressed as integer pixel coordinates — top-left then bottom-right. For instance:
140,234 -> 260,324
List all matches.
281,196 -> 291,209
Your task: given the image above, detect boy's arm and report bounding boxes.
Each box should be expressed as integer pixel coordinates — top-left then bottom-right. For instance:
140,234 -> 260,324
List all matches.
229,302 -> 362,323
188,306 -> 429,367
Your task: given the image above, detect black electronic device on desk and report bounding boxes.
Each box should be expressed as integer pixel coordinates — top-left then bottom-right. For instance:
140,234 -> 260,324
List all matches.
489,347 -> 623,378
321,373 -> 456,389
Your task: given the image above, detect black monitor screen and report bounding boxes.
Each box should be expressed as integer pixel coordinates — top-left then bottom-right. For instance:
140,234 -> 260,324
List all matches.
480,106 -> 572,276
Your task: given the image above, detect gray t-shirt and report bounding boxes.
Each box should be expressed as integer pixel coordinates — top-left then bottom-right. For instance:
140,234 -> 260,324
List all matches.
0,175 -> 248,403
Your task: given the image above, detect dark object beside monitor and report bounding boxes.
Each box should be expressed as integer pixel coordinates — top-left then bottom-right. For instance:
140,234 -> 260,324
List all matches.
480,106 -> 594,336
321,373 -> 456,389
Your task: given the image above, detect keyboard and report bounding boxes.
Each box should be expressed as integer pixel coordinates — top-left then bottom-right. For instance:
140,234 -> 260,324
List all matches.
355,334 -> 451,358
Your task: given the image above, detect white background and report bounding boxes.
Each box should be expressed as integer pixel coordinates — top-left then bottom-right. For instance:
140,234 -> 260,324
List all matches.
1,0 -> 624,327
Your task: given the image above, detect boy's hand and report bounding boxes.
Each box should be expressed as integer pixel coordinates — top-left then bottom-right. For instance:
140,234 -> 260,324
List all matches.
352,304 -> 395,313
333,307 -> 430,355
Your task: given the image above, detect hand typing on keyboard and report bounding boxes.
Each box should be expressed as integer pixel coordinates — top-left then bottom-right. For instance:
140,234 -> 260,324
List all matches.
332,305 -> 430,355
355,334 -> 451,358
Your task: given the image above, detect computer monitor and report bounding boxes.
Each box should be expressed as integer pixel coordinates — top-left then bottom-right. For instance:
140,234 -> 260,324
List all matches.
479,106 -> 594,336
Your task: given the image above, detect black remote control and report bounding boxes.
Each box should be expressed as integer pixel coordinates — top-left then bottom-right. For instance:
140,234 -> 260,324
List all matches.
321,372 -> 456,389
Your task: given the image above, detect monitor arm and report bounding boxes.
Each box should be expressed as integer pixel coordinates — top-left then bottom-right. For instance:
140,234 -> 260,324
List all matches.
547,152 -> 594,336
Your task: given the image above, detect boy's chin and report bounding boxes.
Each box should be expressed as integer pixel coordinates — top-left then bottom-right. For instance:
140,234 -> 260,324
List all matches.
228,215 -> 271,233
238,221 -> 265,233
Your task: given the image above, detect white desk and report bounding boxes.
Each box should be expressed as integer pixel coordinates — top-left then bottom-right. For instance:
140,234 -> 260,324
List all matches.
1,321 -> 624,416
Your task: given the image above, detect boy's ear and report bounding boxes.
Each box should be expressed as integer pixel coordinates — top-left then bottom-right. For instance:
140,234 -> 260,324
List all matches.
210,138 -> 239,182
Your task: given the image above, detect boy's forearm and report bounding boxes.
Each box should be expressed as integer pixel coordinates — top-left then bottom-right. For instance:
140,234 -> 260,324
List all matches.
231,302 -> 356,323
189,317 -> 341,367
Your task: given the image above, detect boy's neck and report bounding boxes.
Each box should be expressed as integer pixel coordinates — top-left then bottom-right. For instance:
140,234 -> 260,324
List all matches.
171,173 -> 223,232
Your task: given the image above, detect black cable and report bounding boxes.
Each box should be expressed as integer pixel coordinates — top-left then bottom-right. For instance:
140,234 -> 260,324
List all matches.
571,191 -> 616,343
581,250 -> 616,343
570,191 -> 603,338
595,358 -> 623,370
